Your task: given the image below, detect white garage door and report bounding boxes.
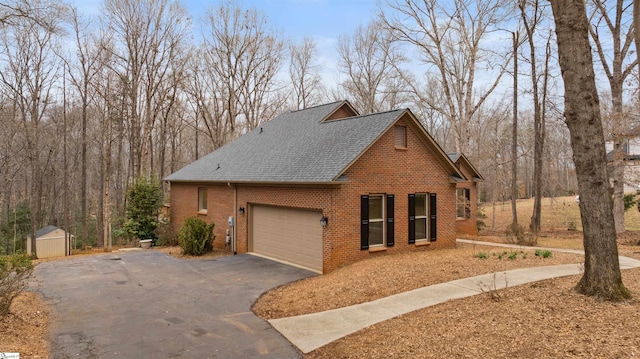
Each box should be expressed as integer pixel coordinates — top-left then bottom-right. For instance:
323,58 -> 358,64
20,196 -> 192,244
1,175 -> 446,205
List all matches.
251,205 -> 323,272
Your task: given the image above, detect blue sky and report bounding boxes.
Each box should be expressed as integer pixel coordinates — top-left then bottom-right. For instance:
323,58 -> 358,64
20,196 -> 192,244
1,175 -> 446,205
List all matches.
71,0 -> 380,38
70,0 -> 381,86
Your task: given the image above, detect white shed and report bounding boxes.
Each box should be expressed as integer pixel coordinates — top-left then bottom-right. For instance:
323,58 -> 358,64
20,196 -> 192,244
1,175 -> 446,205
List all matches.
27,226 -> 73,258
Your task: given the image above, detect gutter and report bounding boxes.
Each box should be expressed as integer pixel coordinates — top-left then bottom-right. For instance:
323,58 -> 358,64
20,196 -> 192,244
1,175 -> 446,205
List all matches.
228,182 -> 237,255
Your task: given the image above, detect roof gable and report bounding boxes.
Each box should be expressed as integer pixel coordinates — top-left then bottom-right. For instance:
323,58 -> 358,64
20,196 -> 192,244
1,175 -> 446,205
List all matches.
165,102 -> 463,184
448,152 -> 484,181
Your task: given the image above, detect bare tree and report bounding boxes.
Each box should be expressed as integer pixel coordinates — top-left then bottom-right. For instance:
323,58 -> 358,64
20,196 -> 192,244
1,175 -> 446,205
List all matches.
0,0 -> 54,29
64,7 -> 106,248
201,3 -> 285,136
381,0 -> 512,154
550,0 -> 630,301
187,45 -> 228,150
337,20 -> 408,114
587,0 -> 637,233
104,0 -> 190,178
288,37 -> 324,110
635,0 -> 640,83
0,0 -> 63,256
511,31 -> 520,228
518,0 -> 551,235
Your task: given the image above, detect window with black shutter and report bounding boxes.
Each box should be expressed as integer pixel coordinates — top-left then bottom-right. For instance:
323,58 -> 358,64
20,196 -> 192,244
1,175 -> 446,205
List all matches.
408,194 -> 415,244
430,193 -> 437,241
386,194 -> 394,246
415,194 -> 428,241
362,194 -> 388,249
361,195 -> 369,250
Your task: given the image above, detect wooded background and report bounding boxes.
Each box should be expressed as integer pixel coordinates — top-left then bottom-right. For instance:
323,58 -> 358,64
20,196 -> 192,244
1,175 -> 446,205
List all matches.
0,0 -> 637,251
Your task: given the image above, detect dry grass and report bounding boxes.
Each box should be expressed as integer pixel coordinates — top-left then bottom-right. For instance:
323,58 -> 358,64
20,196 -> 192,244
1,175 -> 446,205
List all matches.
481,195 -> 640,232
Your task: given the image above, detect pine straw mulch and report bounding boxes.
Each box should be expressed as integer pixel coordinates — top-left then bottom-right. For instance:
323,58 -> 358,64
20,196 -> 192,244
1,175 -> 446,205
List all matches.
306,268 -> 640,359
151,245 -> 232,259
252,243 -> 586,320
251,241 -> 640,359
0,292 -> 49,358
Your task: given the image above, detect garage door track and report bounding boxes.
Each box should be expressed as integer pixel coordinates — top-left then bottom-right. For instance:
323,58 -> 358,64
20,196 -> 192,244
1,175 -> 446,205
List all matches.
33,251 -> 316,358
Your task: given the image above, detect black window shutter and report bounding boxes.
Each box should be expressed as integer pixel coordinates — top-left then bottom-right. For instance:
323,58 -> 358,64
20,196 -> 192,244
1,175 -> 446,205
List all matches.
429,193 -> 437,241
408,194 -> 415,244
361,195 -> 369,250
386,194 -> 394,246
465,188 -> 471,218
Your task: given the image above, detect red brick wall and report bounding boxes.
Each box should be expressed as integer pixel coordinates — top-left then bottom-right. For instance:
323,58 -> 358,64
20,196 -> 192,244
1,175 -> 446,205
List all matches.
168,182 -> 235,249
169,114 -> 459,273
455,163 -> 479,238
323,115 -> 457,272
326,104 -> 357,121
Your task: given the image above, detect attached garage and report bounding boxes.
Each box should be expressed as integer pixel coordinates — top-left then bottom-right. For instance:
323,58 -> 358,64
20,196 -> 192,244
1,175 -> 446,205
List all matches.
250,205 -> 323,272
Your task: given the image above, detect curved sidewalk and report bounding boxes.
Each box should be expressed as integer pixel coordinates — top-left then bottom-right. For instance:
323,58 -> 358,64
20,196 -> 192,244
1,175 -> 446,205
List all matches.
269,239 -> 640,354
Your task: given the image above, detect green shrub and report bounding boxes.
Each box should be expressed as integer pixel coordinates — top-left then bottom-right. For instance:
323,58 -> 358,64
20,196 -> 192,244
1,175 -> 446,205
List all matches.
121,177 -> 163,243
624,193 -> 637,211
178,217 -> 215,256
535,249 -> 553,258
507,251 -> 518,260
0,253 -> 33,317
475,252 -> 488,259
154,219 -> 178,247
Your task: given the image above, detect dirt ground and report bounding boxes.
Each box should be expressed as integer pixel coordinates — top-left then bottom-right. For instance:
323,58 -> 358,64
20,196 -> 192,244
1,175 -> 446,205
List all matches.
3,239 -> 640,358
252,243 -> 586,319
0,292 -> 49,358
251,238 -> 640,359
306,268 -> 640,359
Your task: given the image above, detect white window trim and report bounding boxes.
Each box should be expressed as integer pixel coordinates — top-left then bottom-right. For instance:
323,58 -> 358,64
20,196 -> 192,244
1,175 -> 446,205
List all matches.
415,193 -> 428,241
198,187 -> 208,214
369,194 -> 385,247
456,188 -> 470,220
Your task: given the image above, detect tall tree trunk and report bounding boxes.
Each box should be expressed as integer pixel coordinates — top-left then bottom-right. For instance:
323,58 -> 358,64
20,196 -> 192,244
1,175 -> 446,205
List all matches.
550,0 -> 630,301
81,85 -> 88,249
63,65 -> 69,256
611,79 -> 625,233
635,0 -> 640,89
511,31 -> 519,227
520,0 -> 544,236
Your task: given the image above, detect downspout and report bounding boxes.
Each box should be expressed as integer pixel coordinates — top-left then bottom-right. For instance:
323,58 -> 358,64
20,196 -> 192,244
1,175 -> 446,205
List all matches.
228,182 -> 237,255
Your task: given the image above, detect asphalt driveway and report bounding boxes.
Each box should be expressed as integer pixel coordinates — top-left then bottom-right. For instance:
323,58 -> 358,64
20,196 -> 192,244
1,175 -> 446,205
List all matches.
33,250 -> 316,358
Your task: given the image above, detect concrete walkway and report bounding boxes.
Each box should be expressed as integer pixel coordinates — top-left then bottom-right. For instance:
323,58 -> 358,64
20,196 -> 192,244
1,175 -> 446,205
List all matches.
269,240 -> 640,354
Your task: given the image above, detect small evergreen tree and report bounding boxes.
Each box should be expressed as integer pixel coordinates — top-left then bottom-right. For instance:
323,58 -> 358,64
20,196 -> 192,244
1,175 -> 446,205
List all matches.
0,202 -> 31,255
121,177 -> 163,241
179,217 -> 215,256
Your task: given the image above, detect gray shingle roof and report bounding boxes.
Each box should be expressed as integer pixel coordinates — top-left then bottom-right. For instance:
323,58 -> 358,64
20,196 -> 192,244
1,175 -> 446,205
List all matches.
35,225 -> 59,238
447,152 -> 484,181
165,101 -> 406,183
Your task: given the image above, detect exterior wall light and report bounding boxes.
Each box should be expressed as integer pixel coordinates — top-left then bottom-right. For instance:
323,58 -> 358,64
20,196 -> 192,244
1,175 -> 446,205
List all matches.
320,216 -> 328,227
238,207 -> 245,215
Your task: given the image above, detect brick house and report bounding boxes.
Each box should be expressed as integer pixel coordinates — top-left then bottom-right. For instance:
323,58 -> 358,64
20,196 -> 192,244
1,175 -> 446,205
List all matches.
448,153 -> 484,238
165,101 -> 481,273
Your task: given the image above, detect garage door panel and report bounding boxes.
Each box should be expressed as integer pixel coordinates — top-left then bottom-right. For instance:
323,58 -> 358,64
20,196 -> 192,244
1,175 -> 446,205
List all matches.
252,206 -> 322,272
